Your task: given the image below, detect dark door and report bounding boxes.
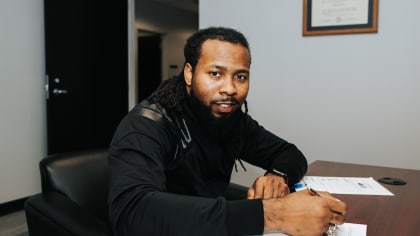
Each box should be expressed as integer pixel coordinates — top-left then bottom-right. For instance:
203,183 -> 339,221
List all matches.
138,34 -> 162,101
45,0 -> 128,154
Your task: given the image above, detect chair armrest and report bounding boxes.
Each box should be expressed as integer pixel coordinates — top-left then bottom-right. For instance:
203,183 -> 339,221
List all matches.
224,182 -> 249,200
25,192 -> 111,236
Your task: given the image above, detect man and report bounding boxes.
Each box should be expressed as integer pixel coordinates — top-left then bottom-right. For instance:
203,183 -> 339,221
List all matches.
108,27 -> 346,236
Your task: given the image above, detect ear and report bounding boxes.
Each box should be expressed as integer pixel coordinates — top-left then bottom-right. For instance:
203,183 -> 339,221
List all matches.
184,63 -> 193,94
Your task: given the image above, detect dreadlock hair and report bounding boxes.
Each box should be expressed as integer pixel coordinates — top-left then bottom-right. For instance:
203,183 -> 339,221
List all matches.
147,71 -> 186,115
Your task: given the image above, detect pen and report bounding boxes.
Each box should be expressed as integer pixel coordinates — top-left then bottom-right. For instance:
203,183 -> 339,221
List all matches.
307,187 -> 321,196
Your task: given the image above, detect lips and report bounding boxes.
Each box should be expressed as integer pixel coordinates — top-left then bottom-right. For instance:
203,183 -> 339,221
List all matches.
213,102 -> 238,114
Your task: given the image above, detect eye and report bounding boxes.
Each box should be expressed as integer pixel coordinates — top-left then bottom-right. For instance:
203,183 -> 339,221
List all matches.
235,74 -> 248,81
209,71 -> 221,77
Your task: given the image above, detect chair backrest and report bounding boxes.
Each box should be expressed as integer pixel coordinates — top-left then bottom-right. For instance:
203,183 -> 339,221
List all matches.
40,148 -> 109,220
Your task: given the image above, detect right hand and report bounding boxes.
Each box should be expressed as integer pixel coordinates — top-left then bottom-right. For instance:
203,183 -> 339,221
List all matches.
247,173 -> 289,200
262,189 -> 347,236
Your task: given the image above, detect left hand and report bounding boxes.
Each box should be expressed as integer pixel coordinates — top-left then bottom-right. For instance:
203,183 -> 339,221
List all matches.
247,173 -> 289,199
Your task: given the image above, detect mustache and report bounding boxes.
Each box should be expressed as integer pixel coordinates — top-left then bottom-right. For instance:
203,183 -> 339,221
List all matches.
212,97 -> 240,104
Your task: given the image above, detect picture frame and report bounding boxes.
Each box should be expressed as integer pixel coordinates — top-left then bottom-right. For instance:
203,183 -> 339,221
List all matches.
303,0 -> 378,36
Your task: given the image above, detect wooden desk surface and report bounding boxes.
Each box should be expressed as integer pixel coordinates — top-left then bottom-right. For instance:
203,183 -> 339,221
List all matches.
307,161 -> 420,236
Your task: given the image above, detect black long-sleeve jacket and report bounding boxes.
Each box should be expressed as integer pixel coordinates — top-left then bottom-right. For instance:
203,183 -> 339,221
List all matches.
108,100 -> 307,236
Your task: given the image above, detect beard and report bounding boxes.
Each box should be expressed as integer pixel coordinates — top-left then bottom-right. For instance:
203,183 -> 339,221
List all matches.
188,88 -> 242,141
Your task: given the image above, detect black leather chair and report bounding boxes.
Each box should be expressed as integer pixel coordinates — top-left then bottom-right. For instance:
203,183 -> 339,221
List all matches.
24,148 -> 248,236
24,148 -> 111,236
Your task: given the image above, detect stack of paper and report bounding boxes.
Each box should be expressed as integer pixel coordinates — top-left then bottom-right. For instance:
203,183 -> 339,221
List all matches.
294,176 -> 394,195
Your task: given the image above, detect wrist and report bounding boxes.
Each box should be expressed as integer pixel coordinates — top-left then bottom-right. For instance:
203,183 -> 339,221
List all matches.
262,198 -> 285,233
265,168 -> 288,185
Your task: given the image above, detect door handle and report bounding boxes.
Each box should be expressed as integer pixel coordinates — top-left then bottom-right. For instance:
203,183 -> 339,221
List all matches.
53,88 -> 68,95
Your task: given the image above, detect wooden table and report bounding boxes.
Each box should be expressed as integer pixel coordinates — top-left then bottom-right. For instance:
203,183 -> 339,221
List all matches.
307,161 -> 420,236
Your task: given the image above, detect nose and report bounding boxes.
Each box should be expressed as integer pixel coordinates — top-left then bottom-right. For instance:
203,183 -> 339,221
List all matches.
219,77 -> 237,96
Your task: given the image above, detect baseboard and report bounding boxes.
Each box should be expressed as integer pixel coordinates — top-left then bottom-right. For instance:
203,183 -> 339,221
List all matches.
0,197 -> 28,216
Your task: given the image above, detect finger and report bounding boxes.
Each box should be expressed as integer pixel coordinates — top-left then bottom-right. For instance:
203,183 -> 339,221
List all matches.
272,185 -> 280,198
328,199 -> 347,217
247,187 -> 255,199
318,191 -> 342,204
253,183 -> 265,199
318,192 -> 347,216
274,183 -> 287,198
263,185 -> 274,199
280,186 -> 290,197
330,211 -> 346,225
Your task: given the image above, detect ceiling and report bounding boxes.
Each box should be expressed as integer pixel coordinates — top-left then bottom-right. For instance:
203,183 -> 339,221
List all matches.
150,0 -> 198,13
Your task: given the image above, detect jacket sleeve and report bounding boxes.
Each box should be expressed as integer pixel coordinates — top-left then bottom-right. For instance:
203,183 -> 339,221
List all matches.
241,116 -> 308,186
108,116 -> 264,236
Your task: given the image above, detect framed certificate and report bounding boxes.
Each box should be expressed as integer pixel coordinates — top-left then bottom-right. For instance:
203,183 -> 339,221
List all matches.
303,0 -> 379,36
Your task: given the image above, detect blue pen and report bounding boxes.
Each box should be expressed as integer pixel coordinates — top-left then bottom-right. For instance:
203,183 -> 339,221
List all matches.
293,182 -> 306,191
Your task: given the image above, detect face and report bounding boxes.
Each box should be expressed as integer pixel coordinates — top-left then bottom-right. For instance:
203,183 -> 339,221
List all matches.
184,39 -> 250,119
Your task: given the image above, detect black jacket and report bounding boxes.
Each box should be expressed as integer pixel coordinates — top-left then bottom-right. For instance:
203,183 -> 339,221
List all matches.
108,99 -> 307,236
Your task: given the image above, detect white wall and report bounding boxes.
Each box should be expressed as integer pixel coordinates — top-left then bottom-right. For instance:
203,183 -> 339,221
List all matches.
0,0 -> 46,203
200,0 -> 420,186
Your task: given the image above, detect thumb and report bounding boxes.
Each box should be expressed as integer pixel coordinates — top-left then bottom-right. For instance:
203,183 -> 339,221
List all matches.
247,187 -> 255,199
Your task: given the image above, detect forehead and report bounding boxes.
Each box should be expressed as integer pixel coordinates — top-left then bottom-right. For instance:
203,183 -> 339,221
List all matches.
198,39 -> 250,67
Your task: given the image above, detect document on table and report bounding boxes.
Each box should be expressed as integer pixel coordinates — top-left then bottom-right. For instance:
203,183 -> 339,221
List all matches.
294,176 -> 394,195
259,223 -> 367,236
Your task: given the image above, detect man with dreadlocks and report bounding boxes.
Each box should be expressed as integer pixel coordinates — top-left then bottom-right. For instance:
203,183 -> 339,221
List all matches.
108,27 -> 346,236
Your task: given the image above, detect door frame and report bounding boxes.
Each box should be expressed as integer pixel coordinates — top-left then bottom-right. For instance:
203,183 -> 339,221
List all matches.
128,0 -> 137,109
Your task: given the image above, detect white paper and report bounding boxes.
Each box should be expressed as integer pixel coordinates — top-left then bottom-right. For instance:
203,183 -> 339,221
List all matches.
257,223 -> 367,236
311,0 -> 370,27
295,176 -> 394,196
